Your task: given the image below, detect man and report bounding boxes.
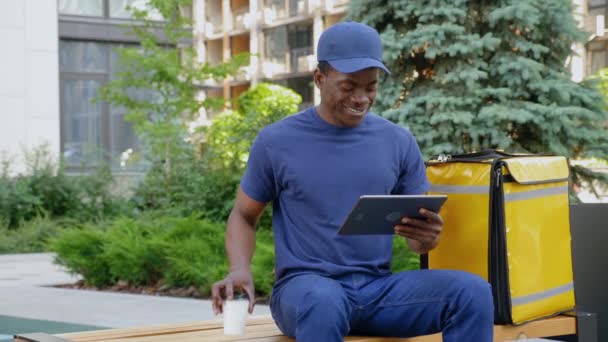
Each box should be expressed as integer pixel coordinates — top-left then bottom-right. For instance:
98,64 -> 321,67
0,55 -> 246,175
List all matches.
212,21 -> 494,341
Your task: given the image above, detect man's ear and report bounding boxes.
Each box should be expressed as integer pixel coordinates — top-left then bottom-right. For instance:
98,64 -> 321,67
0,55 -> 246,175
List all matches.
314,68 -> 324,89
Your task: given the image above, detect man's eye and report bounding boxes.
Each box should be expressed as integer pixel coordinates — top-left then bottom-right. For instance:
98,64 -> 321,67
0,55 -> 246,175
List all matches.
341,87 -> 354,92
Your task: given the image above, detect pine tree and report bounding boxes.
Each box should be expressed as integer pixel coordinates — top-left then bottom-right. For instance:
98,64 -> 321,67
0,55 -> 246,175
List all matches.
348,0 -> 608,187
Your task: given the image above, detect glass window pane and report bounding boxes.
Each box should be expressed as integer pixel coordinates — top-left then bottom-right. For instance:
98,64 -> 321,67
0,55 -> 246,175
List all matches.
109,44 -> 155,170
58,0 -> 104,16
109,107 -> 147,170
61,78 -> 104,167
60,41 -> 107,73
289,0 -> 306,17
109,0 -> 164,20
264,26 -> 288,75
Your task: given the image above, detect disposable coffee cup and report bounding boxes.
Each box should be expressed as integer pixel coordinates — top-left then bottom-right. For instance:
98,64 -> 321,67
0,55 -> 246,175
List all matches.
223,293 -> 249,335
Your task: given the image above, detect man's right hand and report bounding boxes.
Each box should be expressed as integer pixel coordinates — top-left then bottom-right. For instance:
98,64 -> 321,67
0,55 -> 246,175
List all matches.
211,268 -> 255,315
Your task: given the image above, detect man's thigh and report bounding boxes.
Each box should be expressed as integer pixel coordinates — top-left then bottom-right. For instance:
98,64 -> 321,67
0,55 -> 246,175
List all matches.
351,269 -> 490,337
270,274 -> 352,337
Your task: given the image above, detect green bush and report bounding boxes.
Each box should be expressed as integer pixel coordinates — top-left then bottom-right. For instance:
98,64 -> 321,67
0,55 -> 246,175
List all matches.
204,83 -> 301,171
133,83 -> 301,226
50,226 -> 113,287
102,218 -> 168,285
251,228 -> 275,298
50,213 -> 422,297
50,215 -> 277,297
0,216 -> 67,253
391,236 -> 421,272
0,145 -> 131,228
163,217 -> 228,293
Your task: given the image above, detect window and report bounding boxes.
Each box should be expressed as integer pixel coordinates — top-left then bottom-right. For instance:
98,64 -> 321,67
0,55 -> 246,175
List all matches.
109,0 -> 164,20
58,0 -> 104,17
60,41 -> 151,171
58,0 -> 165,20
264,23 -> 313,76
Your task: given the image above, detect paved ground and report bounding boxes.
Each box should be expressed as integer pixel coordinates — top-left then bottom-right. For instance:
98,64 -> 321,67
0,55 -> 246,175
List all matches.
0,253 -> 270,340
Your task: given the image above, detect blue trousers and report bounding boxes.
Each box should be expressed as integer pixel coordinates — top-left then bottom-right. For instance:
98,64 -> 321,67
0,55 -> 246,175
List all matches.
270,270 -> 494,342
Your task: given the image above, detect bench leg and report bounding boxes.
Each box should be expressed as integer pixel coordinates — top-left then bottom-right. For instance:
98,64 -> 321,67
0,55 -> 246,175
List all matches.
576,312 -> 598,342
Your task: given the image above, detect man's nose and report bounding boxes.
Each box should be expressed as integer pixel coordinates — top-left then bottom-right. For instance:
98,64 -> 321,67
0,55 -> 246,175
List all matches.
350,94 -> 369,106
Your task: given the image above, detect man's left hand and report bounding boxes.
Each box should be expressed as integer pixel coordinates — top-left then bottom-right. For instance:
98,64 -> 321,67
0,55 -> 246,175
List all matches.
394,208 -> 444,254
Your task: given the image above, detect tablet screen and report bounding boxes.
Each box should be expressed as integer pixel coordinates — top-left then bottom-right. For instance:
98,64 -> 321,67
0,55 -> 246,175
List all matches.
338,195 -> 447,235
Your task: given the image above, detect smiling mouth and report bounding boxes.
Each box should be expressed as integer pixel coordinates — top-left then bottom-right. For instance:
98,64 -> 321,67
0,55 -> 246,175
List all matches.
345,105 -> 366,116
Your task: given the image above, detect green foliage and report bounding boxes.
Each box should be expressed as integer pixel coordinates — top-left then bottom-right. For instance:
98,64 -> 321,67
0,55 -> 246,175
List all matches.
0,145 -> 130,228
98,0 -> 248,193
349,0 -> 608,186
50,227 -> 113,287
50,215 -> 276,297
0,216 -> 67,253
102,218 -> 168,284
46,215 -> 421,298
162,216 -> 230,293
204,83 -> 302,171
251,228 -> 276,297
589,68 -> 608,99
391,236 -> 421,272
133,83 -> 300,226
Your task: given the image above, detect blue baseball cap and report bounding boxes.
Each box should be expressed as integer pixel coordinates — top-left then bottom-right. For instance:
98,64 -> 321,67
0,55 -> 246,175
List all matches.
317,21 -> 390,74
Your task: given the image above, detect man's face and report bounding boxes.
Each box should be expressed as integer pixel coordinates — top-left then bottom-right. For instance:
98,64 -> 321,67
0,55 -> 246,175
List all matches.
315,67 -> 379,128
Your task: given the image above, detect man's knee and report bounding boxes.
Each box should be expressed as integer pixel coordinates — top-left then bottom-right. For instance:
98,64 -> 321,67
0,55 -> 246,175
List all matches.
293,281 -> 351,337
452,271 -> 494,315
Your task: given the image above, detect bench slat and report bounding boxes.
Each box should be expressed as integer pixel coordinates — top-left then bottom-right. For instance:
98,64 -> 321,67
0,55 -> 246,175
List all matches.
57,316 -> 273,341
27,315 -> 575,342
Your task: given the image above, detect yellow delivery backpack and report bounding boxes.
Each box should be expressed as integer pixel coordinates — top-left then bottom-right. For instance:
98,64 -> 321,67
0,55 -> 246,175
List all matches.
425,150 -> 575,325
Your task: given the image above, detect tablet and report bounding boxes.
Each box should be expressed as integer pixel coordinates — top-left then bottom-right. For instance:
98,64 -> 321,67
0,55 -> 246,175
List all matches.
337,195 -> 448,235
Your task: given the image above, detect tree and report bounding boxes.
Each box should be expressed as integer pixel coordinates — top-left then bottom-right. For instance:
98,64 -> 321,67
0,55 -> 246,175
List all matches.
130,83 -> 300,224
203,83 -> 302,171
348,0 -> 608,187
194,83 -> 301,226
99,0 -> 248,172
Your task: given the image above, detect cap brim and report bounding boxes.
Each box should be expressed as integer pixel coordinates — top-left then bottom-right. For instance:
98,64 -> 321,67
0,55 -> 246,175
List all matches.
327,58 -> 390,75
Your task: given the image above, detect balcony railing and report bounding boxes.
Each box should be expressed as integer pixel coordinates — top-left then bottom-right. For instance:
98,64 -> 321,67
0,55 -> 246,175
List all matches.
263,2 -> 286,23
264,0 -> 309,24
205,15 -> 223,35
325,0 -> 348,11
233,7 -> 252,31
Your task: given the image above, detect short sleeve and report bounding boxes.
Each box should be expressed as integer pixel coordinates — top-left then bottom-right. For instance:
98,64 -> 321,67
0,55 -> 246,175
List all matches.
392,133 -> 430,195
240,131 -> 277,203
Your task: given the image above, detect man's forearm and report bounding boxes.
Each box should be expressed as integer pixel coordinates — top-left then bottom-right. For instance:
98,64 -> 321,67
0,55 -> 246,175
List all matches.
226,210 -> 257,271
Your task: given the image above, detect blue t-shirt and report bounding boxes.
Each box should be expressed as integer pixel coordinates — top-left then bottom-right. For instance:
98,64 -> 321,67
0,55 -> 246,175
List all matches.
240,107 -> 430,288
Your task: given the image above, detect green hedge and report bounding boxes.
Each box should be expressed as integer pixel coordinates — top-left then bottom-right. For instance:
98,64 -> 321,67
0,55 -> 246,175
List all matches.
50,214 -> 420,298
51,214 -> 418,296
0,146 -> 131,229
50,215 -> 277,297
0,216 -> 72,253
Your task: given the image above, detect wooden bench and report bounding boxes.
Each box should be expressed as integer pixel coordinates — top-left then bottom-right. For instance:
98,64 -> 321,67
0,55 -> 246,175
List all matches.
14,314 -> 576,342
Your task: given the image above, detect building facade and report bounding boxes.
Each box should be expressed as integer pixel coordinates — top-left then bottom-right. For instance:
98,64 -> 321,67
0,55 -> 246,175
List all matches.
194,0 -> 348,116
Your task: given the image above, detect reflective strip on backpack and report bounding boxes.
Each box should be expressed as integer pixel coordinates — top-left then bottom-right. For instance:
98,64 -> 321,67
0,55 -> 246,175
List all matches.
511,283 -> 574,306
